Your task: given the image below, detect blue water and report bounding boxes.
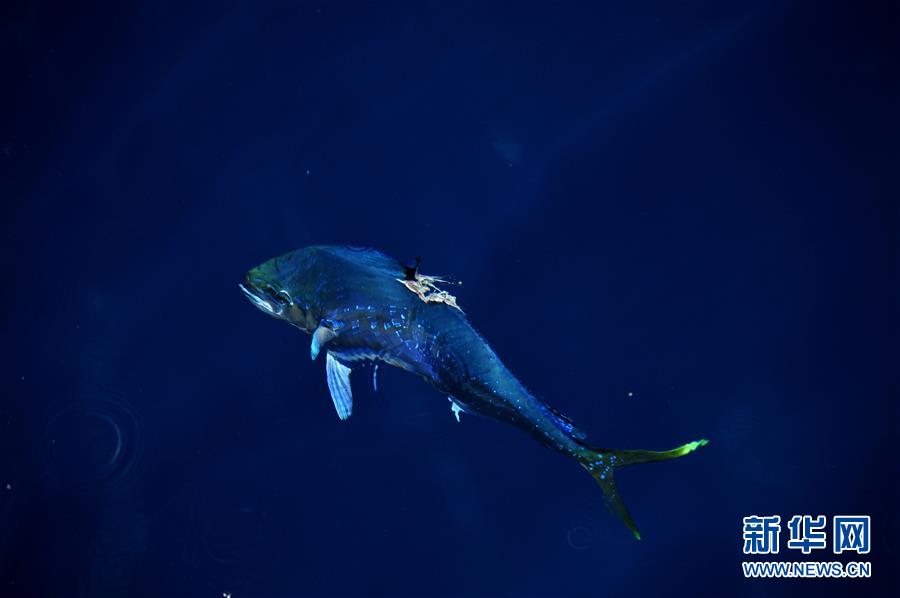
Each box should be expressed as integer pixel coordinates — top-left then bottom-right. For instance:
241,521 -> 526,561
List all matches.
2,1 -> 896,596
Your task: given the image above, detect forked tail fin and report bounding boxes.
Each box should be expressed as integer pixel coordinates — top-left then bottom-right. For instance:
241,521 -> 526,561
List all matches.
577,439 -> 709,540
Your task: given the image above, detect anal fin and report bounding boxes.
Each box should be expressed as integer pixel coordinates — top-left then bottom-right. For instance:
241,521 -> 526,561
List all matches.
448,397 -> 464,422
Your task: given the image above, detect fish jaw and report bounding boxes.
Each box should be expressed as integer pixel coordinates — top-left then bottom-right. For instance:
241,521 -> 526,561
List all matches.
238,283 -> 279,318
239,278 -> 314,331
239,282 -> 282,318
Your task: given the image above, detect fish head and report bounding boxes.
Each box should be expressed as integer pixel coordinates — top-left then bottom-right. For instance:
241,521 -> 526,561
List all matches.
241,245 -> 410,330
240,250 -> 317,332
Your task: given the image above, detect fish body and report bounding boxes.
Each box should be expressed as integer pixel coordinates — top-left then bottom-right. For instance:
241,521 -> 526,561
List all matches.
240,245 -> 707,538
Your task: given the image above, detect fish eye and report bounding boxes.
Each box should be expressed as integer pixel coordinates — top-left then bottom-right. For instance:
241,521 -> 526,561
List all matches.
271,289 -> 293,306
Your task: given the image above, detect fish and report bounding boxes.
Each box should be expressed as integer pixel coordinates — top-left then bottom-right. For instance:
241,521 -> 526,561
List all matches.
240,245 -> 708,539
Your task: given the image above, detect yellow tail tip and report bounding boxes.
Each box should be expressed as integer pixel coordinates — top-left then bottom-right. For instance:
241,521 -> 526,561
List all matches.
679,438 -> 710,455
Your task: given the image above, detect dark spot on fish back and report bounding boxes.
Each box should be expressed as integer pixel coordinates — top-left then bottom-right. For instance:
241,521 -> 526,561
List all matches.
403,256 -> 422,281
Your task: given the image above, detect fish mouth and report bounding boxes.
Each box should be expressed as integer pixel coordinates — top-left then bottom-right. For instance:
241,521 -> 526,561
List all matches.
239,281 -> 278,316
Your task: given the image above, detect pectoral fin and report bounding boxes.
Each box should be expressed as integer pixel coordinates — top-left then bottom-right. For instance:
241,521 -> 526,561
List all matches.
325,351 -> 353,420
311,325 -> 337,360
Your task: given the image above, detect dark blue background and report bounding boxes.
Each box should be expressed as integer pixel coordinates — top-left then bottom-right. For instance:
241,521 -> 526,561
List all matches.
2,1 -> 897,596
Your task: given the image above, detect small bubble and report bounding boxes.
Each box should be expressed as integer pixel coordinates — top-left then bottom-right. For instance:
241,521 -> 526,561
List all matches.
566,525 -> 593,551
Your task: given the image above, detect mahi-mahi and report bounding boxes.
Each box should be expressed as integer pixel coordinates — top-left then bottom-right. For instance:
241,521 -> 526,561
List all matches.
240,245 -> 707,539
